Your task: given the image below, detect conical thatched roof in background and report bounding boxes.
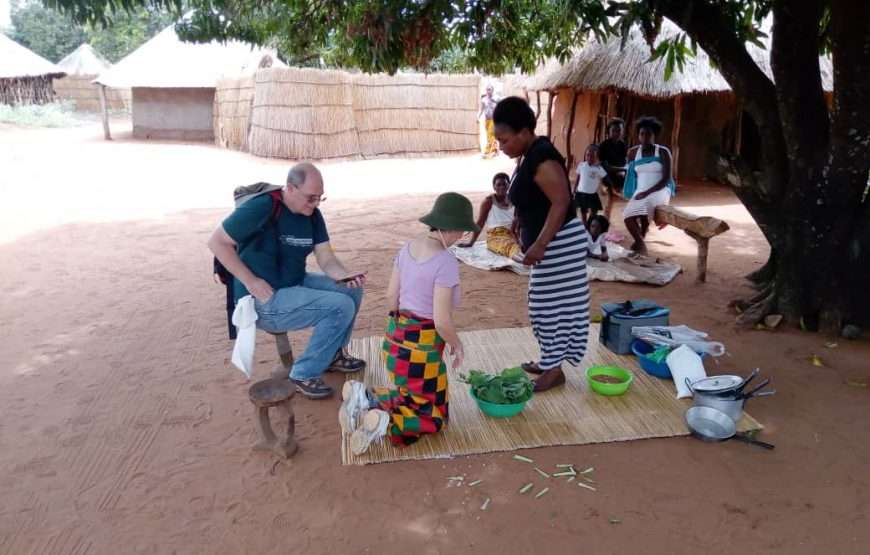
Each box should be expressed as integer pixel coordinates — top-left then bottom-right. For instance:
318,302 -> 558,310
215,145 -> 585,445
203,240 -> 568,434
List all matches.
95,23 -> 280,88
527,19 -> 833,97
0,34 -> 65,79
57,44 -> 111,76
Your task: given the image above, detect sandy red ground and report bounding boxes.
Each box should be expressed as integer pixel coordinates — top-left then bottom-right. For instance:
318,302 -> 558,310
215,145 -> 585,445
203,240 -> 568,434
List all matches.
1,121 -> 868,555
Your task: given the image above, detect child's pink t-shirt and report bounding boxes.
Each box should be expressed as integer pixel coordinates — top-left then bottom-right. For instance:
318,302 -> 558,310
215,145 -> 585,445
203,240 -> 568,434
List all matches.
395,243 -> 461,319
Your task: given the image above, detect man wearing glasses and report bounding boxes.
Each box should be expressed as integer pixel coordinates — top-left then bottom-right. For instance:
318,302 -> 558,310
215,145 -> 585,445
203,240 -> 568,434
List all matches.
209,162 -> 366,399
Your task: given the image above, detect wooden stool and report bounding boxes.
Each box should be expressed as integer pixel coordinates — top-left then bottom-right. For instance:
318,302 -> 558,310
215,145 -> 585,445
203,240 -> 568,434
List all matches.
267,331 -> 294,381
248,378 -> 298,458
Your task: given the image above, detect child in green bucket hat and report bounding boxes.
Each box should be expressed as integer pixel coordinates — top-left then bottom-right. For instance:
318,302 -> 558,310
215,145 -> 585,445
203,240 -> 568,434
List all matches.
340,193 -> 478,455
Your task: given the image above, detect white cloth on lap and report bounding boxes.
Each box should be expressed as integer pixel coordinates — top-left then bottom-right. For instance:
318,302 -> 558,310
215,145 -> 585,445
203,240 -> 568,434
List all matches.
231,295 -> 258,378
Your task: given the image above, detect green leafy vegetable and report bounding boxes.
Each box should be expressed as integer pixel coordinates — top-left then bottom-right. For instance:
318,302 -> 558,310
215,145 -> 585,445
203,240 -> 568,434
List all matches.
461,368 -> 534,405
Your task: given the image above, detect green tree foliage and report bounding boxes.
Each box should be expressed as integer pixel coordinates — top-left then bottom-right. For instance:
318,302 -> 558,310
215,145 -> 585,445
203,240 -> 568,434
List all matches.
8,0 -> 86,62
6,0 -> 173,63
86,8 -> 176,62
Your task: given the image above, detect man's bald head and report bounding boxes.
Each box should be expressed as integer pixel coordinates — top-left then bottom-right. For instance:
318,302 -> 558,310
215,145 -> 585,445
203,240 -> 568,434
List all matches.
286,162 -> 323,189
283,162 -> 325,216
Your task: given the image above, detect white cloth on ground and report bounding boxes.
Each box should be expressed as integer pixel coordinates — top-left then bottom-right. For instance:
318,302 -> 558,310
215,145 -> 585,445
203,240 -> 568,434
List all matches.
231,295 -> 258,378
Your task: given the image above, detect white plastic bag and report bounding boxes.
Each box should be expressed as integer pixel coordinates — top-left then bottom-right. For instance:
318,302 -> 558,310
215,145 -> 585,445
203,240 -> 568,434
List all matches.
632,324 -> 726,357
667,345 -> 707,399
231,295 -> 258,378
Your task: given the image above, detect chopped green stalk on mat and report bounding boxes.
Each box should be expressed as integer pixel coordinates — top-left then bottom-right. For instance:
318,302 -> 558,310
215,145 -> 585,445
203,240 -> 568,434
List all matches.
447,476 -> 464,481
481,498 -> 491,511
609,518 -> 622,524
567,476 -> 576,483
513,455 -> 534,463
460,368 -> 534,404
535,487 -> 550,499
519,482 -> 535,494
555,464 -> 574,468
534,467 -> 550,478
552,470 -> 576,477
468,480 -> 482,487
580,467 -> 594,474
577,481 -> 597,491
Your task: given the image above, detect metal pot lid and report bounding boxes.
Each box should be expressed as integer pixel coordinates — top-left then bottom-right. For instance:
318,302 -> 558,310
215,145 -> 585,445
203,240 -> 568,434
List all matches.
691,375 -> 744,393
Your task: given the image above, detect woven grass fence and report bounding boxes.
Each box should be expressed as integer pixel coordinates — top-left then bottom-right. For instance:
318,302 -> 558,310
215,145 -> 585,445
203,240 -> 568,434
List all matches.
352,72 -> 479,157
247,67 -> 359,159
53,75 -> 129,112
0,76 -> 57,106
213,74 -> 255,151
215,67 -> 480,159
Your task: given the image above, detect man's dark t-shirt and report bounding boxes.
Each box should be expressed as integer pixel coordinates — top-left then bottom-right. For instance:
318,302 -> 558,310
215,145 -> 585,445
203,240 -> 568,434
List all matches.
222,194 -> 329,302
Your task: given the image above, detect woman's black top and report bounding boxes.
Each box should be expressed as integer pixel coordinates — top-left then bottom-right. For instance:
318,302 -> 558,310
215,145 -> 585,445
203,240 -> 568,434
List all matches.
508,136 -> 574,250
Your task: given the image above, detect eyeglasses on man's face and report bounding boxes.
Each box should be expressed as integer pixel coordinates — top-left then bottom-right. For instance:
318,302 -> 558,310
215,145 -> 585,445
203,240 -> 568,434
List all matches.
293,186 -> 325,205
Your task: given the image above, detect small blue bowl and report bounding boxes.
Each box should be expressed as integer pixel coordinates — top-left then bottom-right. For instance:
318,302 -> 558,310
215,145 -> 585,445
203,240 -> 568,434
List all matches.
631,340 -> 708,380
631,339 -> 673,379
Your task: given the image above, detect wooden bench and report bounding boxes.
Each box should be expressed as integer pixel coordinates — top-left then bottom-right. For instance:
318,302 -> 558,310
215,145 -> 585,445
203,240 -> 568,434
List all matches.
653,205 -> 730,283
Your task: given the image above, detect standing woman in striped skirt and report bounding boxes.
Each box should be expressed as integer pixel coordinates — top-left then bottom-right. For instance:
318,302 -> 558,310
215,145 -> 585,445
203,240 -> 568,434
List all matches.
493,97 -> 591,392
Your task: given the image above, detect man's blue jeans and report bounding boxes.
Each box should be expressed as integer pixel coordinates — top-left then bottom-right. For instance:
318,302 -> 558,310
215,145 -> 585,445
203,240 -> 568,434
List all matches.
254,273 -> 363,380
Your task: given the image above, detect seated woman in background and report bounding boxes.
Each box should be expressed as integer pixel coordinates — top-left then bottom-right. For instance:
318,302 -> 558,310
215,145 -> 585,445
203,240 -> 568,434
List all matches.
623,116 -> 676,255
458,172 -> 522,259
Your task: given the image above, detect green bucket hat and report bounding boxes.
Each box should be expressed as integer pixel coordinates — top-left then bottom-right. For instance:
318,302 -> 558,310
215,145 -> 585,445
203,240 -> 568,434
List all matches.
419,192 -> 480,233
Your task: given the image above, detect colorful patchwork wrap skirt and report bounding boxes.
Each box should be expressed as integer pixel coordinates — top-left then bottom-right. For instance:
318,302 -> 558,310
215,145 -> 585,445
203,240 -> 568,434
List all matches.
375,311 -> 449,446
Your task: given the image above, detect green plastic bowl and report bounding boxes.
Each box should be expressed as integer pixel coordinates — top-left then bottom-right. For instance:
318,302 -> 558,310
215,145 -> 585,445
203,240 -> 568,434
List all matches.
585,365 -> 634,396
470,389 -> 531,418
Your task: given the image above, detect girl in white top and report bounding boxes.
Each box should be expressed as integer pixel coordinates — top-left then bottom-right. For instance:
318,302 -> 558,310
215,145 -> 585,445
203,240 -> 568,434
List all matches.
573,144 -> 608,226
623,117 -> 674,254
459,172 -> 522,259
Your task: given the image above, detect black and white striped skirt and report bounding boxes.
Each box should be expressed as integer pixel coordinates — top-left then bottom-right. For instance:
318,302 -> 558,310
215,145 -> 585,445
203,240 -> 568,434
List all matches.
528,219 -> 591,369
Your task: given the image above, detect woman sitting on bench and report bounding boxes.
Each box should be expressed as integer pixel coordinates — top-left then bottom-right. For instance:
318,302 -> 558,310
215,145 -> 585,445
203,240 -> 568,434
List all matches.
622,116 -> 676,255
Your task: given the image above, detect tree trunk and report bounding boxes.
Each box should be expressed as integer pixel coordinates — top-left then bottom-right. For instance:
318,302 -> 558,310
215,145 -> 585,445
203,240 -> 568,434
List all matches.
657,0 -> 870,331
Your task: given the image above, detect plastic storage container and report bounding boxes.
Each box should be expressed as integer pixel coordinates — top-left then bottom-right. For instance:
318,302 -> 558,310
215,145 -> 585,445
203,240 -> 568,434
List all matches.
600,300 -> 670,354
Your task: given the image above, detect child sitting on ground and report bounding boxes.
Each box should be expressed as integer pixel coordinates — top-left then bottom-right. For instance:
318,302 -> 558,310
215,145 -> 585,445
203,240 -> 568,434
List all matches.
574,144 -> 608,227
340,192 -> 478,455
458,172 -> 521,259
587,214 -> 610,262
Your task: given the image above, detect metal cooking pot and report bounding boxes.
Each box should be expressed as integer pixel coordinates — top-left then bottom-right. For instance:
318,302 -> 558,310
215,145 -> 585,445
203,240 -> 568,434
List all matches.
686,375 -> 776,422
687,378 -> 745,421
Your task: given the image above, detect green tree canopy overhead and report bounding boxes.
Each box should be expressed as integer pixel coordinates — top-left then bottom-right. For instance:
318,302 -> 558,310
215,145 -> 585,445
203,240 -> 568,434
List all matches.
45,0 -> 870,333
9,0 -> 87,62
6,0 -> 174,63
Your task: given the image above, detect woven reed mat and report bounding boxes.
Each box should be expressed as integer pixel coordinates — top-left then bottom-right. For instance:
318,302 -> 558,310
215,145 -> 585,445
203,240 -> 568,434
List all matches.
341,325 -> 761,465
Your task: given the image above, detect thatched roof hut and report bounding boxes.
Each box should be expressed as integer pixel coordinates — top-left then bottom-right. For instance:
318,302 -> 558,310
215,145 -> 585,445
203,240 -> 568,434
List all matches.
527,20 -> 833,179
0,34 -> 65,105
53,44 -> 130,112
94,23 -> 277,140
57,43 -> 111,75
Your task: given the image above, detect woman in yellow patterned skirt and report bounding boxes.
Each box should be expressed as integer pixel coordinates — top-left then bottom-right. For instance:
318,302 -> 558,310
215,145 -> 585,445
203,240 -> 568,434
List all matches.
458,172 -> 522,259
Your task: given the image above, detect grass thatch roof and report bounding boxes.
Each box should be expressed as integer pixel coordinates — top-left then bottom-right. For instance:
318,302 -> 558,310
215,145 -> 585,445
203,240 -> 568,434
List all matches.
95,23 -> 278,89
527,19 -> 833,97
57,44 -> 111,76
0,34 -> 65,79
